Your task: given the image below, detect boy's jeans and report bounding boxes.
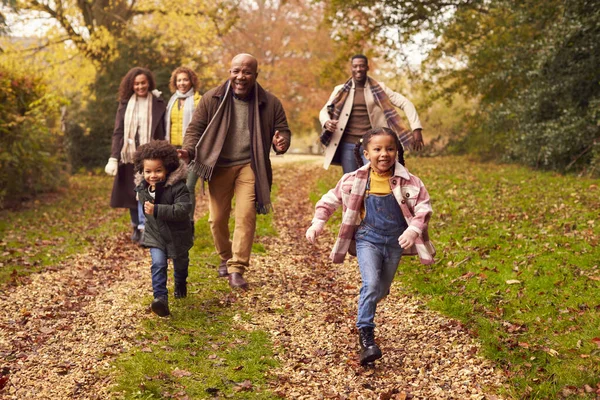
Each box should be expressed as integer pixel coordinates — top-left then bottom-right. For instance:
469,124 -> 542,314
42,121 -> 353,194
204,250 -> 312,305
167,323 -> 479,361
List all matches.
355,227 -> 404,329
129,202 -> 146,231
149,248 -> 189,299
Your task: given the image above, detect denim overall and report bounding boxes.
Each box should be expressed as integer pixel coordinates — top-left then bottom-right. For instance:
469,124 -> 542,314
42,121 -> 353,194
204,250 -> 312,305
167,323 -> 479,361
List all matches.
355,174 -> 408,328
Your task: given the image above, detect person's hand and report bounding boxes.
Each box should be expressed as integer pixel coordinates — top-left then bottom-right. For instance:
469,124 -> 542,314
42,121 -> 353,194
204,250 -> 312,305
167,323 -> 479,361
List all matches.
324,119 -> 338,132
272,131 -> 286,152
398,229 -> 418,249
306,221 -> 325,244
411,129 -> 424,151
144,201 -> 155,215
177,149 -> 190,164
104,157 -> 118,176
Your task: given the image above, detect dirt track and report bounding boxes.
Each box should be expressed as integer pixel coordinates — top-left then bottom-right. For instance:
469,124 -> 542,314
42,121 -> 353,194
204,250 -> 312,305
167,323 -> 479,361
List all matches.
0,157 -> 507,399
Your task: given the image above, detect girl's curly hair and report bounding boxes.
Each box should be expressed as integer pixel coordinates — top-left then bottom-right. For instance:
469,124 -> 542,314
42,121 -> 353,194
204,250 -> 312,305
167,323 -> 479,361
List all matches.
354,127 -> 405,168
133,140 -> 180,175
168,67 -> 199,93
118,67 -> 156,102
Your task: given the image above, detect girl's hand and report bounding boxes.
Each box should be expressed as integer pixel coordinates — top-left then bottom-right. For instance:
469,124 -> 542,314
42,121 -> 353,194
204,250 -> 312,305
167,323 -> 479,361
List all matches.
306,221 -> 325,244
144,201 -> 155,215
398,230 -> 418,249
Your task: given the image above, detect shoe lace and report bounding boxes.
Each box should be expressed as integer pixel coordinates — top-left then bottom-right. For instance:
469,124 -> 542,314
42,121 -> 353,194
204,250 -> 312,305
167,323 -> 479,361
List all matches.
361,328 -> 376,347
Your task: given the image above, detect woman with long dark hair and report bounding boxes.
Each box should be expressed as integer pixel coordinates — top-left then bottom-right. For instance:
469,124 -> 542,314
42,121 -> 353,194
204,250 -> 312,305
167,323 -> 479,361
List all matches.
104,67 -> 166,242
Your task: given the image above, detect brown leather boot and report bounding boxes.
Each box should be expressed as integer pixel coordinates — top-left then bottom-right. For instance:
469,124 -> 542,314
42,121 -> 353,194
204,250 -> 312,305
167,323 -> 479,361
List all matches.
218,259 -> 229,278
228,272 -> 248,290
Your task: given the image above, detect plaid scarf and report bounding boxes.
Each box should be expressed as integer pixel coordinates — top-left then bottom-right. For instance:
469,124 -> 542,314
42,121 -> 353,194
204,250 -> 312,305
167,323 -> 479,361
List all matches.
320,77 -> 412,147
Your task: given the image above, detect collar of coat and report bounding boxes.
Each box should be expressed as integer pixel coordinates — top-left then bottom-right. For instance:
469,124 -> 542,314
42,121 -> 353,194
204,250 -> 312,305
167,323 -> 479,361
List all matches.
134,159 -> 188,188
355,161 -> 411,182
212,80 -> 269,106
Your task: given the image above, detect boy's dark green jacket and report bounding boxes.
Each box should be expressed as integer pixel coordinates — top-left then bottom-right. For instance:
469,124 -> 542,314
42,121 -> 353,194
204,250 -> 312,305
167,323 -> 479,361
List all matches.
134,161 -> 193,259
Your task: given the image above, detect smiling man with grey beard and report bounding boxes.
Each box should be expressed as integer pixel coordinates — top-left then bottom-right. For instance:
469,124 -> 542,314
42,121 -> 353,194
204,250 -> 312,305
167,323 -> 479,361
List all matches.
178,53 -> 291,290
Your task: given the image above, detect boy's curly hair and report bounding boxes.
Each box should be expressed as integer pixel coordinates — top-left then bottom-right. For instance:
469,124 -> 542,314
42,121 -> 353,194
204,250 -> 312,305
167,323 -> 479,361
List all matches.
133,140 -> 180,174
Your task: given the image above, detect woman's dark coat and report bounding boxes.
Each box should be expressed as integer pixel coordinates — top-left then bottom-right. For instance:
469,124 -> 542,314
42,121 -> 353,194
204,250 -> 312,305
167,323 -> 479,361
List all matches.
110,95 -> 166,209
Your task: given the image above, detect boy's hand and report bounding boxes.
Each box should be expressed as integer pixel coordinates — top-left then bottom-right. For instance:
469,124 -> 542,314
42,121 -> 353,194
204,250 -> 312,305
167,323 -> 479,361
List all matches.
398,230 -> 418,249
144,201 -> 155,215
306,221 -> 325,244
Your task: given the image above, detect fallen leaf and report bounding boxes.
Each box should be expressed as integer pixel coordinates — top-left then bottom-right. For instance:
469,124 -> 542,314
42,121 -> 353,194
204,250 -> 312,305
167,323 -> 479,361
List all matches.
505,280 -> 521,285
233,380 -> 253,392
171,368 -> 192,378
544,348 -> 559,357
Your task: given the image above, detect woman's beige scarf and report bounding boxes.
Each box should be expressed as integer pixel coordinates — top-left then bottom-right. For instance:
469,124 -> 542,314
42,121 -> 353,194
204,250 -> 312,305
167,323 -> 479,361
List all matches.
120,93 -> 153,164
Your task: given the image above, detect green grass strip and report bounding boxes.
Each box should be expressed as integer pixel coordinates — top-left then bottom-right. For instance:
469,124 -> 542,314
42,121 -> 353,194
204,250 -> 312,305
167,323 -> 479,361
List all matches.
0,175 -> 127,285
111,191 -> 279,399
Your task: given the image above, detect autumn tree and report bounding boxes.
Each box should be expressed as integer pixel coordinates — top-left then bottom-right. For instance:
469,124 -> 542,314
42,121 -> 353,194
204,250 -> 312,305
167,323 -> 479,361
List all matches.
324,0 -> 600,172
217,0 -> 348,136
10,0 -> 239,66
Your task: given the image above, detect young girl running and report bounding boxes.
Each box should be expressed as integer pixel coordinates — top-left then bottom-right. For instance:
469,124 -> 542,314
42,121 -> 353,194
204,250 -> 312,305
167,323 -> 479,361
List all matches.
306,127 -> 435,364
134,140 -> 194,317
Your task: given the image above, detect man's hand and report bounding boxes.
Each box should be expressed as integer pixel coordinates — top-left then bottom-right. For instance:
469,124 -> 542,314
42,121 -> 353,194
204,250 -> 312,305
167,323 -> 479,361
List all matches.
273,131 -> 286,152
177,149 -> 190,164
411,129 -> 424,151
306,221 -> 325,244
324,119 -> 338,132
398,229 -> 418,249
144,201 -> 155,215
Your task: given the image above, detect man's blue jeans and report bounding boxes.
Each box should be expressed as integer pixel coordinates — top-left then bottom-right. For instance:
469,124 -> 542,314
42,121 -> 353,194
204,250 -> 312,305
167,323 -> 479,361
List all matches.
340,141 -> 368,173
355,226 -> 404,329
149,248 -> 189,299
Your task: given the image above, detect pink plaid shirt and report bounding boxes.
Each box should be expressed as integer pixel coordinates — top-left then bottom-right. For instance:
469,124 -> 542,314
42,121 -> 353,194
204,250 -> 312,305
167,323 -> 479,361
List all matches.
312,162 -> 435,265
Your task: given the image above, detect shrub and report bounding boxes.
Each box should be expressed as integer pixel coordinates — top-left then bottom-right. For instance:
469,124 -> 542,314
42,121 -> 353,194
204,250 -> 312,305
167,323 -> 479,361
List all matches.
0,65 -> 68,208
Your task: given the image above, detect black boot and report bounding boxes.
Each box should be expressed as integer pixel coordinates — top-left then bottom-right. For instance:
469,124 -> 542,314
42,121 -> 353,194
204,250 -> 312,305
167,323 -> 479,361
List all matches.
151,297 -> 170,317
358,327 -> 382,365
174,282 -> 187,299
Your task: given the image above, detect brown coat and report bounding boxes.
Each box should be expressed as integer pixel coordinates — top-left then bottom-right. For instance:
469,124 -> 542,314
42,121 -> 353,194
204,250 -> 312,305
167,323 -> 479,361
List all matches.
110,95 -> 166,209
182,82 -> 291,190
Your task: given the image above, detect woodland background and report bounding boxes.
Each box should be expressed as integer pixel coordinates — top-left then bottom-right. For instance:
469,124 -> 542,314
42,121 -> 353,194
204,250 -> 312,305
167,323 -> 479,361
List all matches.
0,0 -> 599,206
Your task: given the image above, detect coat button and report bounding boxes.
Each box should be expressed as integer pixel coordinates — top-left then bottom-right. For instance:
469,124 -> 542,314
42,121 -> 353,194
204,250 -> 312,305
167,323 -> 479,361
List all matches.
405,193 -> 410,198
392,180 -> 397,185
401,200 -> 406,204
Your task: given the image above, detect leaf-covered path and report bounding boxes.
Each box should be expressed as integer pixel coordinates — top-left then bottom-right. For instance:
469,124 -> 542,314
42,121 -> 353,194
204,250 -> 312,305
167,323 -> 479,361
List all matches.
0,158 -> 507,399
238,160 -> 507,399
